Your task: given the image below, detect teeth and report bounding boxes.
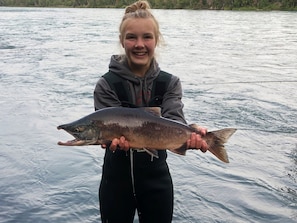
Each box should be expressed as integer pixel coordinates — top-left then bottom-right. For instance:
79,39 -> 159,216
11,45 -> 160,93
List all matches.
135,52 -> 146,56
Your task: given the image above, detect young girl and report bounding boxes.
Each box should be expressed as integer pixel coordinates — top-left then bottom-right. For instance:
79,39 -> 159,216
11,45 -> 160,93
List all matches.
94,1 -> 208,222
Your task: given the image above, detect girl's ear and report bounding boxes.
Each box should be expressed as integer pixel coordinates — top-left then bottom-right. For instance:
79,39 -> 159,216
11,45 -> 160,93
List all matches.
119,35 -> 124,48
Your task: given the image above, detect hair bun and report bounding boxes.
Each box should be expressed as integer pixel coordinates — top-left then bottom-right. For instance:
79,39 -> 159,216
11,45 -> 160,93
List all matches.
125,0 -> 151,14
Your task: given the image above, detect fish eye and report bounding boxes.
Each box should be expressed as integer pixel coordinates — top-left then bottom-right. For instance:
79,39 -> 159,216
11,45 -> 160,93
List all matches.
74,127 -> 84,132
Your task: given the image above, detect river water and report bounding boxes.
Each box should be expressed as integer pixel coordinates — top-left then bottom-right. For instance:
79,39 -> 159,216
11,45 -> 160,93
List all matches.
0,7 -> 296,223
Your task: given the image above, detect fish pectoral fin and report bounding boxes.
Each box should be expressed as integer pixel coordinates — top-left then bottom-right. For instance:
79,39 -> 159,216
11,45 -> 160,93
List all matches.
143,148 -> 159,158
169,144 -> 187,156
97,139 -> 112,146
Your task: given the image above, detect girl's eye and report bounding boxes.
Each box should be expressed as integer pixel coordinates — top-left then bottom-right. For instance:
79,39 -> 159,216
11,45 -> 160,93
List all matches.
126,35 -> 136,40
144,34 -> 154,39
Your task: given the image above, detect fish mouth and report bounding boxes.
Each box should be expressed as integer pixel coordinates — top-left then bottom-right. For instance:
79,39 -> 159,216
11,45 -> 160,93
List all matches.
57,138 -> 101,146
57,125 -> 99,146
57,138 -> 89,146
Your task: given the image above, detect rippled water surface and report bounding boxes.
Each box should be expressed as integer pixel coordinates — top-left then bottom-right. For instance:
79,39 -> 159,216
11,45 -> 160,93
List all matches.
0,7 -> 296,223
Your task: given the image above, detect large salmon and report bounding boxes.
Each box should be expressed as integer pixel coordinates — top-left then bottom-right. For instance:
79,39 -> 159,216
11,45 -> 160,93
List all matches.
57,107 -> 236,163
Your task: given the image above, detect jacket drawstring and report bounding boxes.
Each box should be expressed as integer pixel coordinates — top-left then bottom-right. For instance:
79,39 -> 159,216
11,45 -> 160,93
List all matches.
130,149 -> 142,220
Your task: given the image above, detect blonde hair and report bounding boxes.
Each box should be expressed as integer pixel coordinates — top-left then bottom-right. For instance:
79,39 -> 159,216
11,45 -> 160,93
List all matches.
119,0 -> 162,46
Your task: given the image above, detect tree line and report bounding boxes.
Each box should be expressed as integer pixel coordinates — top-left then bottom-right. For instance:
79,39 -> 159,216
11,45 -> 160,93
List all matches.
1,0 -> 297,10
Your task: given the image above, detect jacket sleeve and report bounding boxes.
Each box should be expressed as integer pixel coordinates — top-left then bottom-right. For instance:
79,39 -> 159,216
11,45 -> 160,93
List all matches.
93,77 -> 122,110
161,75 -> 187,124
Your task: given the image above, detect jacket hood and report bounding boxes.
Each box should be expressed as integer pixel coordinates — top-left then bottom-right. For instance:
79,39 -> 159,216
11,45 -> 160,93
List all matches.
107,55 -> 162,106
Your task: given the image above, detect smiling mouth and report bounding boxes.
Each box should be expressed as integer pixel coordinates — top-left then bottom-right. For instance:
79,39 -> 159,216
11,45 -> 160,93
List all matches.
133,52 -> 147,56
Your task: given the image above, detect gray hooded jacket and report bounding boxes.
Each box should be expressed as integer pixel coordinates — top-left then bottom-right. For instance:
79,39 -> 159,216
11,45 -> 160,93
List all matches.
94,55 -> 186,124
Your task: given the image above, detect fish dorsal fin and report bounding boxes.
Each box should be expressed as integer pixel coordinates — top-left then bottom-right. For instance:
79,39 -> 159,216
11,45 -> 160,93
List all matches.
142,107 -> 161,117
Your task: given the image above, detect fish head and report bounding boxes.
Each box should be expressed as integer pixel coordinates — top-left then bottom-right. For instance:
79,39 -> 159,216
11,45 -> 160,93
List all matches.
57,119 -> 101,146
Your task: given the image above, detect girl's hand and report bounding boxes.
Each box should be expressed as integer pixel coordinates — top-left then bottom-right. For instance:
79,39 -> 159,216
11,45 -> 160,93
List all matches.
187,126 -> 208,152
101,136 -> 130,151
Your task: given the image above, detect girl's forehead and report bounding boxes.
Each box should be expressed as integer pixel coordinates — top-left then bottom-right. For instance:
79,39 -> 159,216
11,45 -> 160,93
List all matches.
123,18 -> 156,32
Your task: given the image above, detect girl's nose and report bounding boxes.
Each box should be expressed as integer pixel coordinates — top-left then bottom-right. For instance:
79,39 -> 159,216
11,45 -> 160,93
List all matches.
135,38 -> 144,48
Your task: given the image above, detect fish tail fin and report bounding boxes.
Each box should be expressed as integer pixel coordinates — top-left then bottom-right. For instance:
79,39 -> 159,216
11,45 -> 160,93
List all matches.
206,128 -> 237,163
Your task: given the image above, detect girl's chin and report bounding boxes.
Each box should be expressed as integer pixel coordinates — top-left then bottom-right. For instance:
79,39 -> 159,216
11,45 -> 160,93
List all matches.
131,58 -> 150,66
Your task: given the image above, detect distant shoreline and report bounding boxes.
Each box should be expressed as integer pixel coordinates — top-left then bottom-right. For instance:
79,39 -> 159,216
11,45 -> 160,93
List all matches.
1,0 -> 297,11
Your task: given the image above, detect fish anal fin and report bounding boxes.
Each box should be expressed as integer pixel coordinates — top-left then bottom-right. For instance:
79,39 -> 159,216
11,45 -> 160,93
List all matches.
170,144 -> 187,156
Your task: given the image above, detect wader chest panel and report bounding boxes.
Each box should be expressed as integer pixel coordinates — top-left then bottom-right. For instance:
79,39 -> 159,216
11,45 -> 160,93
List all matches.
103,71 -> 172,107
